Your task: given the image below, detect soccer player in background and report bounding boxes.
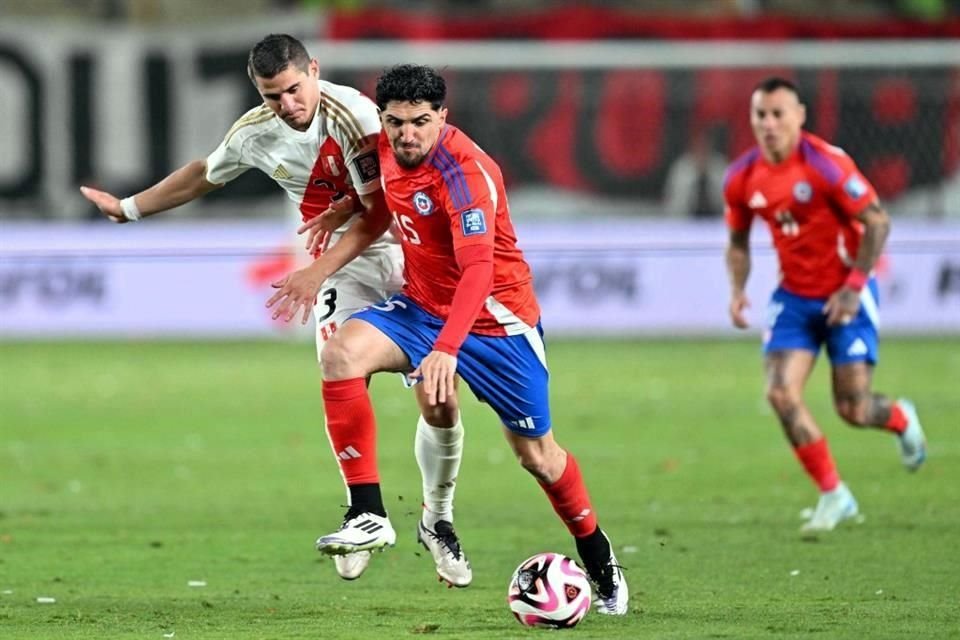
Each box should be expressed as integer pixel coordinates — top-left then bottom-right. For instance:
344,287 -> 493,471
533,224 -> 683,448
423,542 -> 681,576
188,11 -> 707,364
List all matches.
267,64 -> 628,615
79,35 -> 472,586
723,77 -> 927,533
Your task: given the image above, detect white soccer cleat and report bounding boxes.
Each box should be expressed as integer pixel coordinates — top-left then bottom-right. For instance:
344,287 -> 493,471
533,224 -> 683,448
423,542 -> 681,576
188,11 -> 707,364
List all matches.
582,531 -> 629,615
333,551 -> 372,580
417,520 -> 472,587
896,399 -> 927,472
800,482 -> 859,533
316,510 -> 396,556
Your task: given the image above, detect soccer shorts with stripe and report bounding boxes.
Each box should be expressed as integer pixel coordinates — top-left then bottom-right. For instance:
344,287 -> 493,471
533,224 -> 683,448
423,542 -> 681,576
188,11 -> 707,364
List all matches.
762,278 -> 880,366
351,294 -> 552,437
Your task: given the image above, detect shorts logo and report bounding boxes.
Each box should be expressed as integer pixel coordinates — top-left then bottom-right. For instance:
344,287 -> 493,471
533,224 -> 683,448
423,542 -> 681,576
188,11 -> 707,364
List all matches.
508,417 -> 536,431
352,151 -> 380,183
413,191 -> 434,216
844,175 -> 868,200
460,208 -> 487,236
793,181 -> 812,203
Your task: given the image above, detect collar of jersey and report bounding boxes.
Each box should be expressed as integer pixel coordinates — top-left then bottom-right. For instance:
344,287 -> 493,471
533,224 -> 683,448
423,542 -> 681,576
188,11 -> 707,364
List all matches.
759,134 -> 804,170
276,95 -> 323,142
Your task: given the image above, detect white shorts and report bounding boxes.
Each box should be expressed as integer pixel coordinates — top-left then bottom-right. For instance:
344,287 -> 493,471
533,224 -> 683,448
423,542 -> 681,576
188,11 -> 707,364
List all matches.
314,243 -> 404,362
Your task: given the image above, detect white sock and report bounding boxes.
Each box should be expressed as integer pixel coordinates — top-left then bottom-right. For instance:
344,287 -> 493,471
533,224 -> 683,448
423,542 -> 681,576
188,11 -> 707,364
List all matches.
415,413 -> 464,529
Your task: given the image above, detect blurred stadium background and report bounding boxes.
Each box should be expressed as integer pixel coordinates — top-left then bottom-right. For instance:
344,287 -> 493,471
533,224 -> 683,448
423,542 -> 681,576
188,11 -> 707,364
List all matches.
2,3 -> 960,638
1,0 -> 958,339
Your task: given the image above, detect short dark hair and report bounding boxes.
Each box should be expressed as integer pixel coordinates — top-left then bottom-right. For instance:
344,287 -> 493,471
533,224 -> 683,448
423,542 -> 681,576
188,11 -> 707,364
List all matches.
754,76 -> 800,99
375,64 -> 446,111
247,34 -> 310,84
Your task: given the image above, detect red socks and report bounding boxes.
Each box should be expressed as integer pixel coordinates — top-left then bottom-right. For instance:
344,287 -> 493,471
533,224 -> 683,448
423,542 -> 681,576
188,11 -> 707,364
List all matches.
322,378 -> 379,485
794,438 -> 840,492
884,402 -> 908,434
539,452 -> 598,538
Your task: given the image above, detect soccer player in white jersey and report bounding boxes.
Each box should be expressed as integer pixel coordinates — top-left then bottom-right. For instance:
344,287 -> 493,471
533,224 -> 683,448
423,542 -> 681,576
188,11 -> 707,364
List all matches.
79,34 -> 472,587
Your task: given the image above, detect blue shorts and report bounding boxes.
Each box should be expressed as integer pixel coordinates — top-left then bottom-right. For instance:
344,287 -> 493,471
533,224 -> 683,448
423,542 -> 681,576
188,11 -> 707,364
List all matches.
763,279 -> 880,366
351,294 -> 552,436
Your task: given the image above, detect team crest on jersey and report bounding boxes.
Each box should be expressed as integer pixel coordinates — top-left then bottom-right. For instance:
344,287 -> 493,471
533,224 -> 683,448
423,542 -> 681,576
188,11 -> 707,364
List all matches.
323,156 -> 344,177
792,181 -> 812,203
460,208 -> 487,236
413,191 -> 434,216
844,175 -> 868,200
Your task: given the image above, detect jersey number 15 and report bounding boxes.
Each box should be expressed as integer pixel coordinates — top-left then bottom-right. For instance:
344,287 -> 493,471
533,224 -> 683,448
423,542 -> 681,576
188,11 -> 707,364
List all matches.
391,211 -> 422,245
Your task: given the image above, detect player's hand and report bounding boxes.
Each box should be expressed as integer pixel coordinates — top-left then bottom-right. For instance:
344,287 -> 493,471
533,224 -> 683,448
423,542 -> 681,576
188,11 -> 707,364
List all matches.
297,195 -> 357,255
411,350 -> 458,406
729,291 -> 751,329
823,287 -> 861,326
79,186 -> 127,224
266,264 -> 325,325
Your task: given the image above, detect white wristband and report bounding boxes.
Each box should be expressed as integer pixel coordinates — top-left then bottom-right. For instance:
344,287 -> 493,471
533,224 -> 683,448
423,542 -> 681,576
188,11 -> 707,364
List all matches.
119,196 -> 142,221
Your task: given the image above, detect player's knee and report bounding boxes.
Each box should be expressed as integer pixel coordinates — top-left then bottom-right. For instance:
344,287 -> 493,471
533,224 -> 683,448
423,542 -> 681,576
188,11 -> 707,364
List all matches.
320,334 -> 364,380
514,444 -> 565,484
517,453 -> 552,483
766,385 -> 798,416
421,400 -> 460,428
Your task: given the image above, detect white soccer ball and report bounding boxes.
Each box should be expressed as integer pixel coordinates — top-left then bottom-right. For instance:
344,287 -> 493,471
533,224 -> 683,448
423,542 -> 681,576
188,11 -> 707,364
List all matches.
507,552 -> 592,629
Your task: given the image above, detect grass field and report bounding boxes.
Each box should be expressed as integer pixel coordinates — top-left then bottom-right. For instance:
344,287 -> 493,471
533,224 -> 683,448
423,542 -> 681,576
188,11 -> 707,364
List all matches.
1,338 -> 958,639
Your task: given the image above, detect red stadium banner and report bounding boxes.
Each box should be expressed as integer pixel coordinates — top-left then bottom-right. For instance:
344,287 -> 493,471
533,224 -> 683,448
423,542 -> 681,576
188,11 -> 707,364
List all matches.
327,8 -> 960,41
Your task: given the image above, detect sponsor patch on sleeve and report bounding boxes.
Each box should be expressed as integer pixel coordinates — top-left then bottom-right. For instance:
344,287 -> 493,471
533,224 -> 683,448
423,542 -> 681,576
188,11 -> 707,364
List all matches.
843,175 -> 868,200
460,209 -> 487,236
352,151 -> 380,183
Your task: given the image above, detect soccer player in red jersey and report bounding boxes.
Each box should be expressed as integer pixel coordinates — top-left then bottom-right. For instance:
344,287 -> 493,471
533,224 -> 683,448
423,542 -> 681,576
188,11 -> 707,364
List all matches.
268,64 -> 628,613
80,35 -> 469,583
723,77 -> 927,533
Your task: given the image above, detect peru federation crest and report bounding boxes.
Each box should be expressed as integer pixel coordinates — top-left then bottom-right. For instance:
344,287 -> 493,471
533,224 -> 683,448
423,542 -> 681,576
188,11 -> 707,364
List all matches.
413,191 -> 434,216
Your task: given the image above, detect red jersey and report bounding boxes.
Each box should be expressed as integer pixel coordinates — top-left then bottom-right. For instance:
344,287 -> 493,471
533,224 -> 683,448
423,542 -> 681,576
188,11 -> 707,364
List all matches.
378,125 -> 540,336
723,132 -> 878,298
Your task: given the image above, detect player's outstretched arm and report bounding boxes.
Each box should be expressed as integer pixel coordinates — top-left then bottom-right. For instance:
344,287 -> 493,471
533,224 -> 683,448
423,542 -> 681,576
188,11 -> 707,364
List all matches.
725,228 -> 752,329
268,191 -> 392,324
79,159 -> 222,223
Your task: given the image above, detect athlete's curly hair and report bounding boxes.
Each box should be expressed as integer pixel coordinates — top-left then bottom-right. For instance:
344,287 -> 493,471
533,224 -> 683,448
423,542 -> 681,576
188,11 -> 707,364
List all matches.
375,64 -> 446,111
247,34 -> 310,84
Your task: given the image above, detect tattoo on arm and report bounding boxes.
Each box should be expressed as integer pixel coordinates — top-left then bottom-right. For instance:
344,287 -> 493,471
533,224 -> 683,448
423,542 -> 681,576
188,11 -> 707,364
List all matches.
853,201 -> 890,273
726,229 -> 751,292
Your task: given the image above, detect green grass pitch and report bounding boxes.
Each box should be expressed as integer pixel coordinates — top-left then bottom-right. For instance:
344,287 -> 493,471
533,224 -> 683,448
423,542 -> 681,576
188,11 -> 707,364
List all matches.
1,338 -> 958,639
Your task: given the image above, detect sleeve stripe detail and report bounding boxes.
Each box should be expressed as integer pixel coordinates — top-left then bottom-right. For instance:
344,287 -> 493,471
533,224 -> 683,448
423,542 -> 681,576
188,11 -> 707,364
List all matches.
321,95 -> 368,154
430,144 -> 473,210
222,106 -> 274,145
722,147 -> 759,190
801,138 -> 844,185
